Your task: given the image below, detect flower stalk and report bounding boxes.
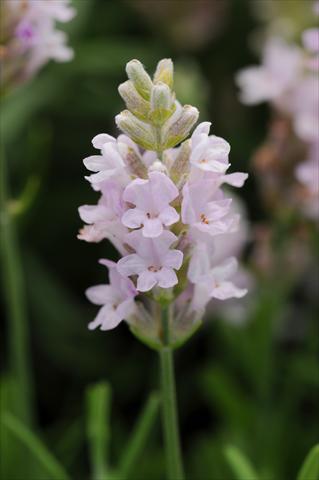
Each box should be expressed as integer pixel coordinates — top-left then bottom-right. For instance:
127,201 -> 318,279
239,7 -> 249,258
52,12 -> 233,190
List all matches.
160,304 -> 184,480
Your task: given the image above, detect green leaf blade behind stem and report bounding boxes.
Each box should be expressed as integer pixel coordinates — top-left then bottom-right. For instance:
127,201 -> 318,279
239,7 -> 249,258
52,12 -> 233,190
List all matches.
297,444 -> 319,480
1,412 -> 70,480
118,392 -> 160,479
0,144 -> 34,426
86,382 -> 112,480
224,445 -> 260,480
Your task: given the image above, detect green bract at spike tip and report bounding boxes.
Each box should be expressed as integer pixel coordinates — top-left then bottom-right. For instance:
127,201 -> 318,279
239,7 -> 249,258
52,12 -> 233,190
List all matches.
115,110 -> 157,151
163,105 -> 199,149
126,60 -> 153,100
154,58 -> 174,89
118,80 -> 151,121
150,82 -> 176,126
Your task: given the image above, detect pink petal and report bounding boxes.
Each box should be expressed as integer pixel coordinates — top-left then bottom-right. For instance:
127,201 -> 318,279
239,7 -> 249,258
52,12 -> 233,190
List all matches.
222,172 -> 248,187
208,135 -> 230,156
85,169 -> 118,184
123,178 -> 149,206
92,133 -> 115,149
117,254 -> 147,276
101,143 -> 125,168
149,171 -> 179,210
157,268 -> 178,288
85,285 -> 117,306
211,257 -> 238,281
83,155 -> 106,172
78,204 -> 108,224
163,249 -> 183,270
116,298 -> 136,320
159,206 -> 179,226
142,218 -> 163,238
137,271 -> 157,292
205,199 -> 232,222
191,122 -> 211,148
211,281 -> 247,300
122,208 -> 146,229
88,304 -> 122,330
188,243 -> 211,283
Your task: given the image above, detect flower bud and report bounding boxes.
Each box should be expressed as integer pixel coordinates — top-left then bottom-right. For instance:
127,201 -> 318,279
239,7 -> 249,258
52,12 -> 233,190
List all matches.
148,160 -> 169,175
170,139 -> 191,183
115,110 -> 156,150
163,105 -> 199,149
154,58 -> 174,89
118,80 -> 150,121
126,59 -> 153,100
150,82 -> 175,125
118,142 -> 148,178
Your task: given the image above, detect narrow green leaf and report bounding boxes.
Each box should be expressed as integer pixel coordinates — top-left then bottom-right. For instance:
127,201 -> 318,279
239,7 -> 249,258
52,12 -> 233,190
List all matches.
1,412 -> 70,480
118,392 -> 160,479
224,445 -> 260,480
86,382 -> 112,480
297,444 -> 319,480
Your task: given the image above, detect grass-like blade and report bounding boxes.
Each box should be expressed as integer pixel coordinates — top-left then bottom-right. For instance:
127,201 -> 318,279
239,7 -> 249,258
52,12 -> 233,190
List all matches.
297,444 -> 319,480
118,392 -> 160,479
224,445 -> 260,480
86,382 -> 112,480
1,412 -> 70,480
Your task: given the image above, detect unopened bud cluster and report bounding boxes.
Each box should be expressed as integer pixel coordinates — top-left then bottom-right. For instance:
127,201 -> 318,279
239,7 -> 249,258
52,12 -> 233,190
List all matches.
116,59 -> 199,152
79,59 -> 248,348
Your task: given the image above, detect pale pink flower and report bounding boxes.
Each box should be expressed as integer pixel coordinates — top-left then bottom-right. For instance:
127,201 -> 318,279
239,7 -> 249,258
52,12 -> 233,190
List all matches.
188,243 -> 247,313
181,179 -> 239,238
189,122 -> 248,187
86,260 -> 137,331
190,122 -> 230,173
79,58 -> 248,338
117,230 -> 183,292
122,171 -> 179,238
78,181 -> 128,254
84,136 -> 131,187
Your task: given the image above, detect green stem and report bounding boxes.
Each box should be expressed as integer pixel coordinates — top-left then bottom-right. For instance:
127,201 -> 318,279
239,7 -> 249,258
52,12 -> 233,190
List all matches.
159,304 -> 184,480
0,145 -> 34,425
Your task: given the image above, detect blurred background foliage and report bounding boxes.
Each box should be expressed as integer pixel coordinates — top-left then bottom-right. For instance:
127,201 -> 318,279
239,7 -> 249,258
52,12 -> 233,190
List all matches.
1,0 -> 318,479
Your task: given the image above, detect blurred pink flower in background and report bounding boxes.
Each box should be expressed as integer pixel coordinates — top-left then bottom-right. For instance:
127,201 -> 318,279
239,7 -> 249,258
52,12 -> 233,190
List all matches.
0,0 -> 75,90
236,5 -> 319,220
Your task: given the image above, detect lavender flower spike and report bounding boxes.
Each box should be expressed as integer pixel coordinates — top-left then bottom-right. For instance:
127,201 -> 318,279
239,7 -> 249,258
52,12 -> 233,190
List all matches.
79,58 -> 248,345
